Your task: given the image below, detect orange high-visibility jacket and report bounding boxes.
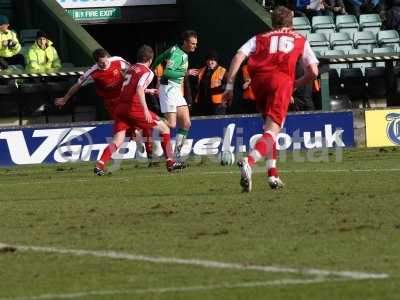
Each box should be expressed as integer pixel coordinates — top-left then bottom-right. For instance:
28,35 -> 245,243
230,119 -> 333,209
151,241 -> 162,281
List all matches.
196,65 -> 227,104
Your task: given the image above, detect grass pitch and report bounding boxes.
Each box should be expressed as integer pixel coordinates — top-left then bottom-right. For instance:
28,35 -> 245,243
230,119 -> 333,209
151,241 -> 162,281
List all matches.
0,148 -> 400,300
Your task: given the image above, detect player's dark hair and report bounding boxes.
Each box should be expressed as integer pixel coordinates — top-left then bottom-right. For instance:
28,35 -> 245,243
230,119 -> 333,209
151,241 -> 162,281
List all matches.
271,6 -> 293,29
92,48 -> 110,62
181,30 -> 197,42
137,45 -> 154,63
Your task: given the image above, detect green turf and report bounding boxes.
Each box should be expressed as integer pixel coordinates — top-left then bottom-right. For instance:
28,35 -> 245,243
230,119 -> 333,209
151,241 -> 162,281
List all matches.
0,148 -> 400,300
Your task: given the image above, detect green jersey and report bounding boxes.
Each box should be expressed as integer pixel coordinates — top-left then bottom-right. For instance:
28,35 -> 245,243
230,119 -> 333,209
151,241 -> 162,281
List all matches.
152,44 -> 188,85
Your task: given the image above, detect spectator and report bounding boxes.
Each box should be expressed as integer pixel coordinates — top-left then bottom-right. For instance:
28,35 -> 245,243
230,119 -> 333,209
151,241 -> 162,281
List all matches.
323,0 -> 347,15
0,15 -> 23,70
346,0 -> 380,16
294,0 -> 329,18
194,50 -> 227,115
25,30 -> 61,72
241,64 -> 257,113
387,0 -> 400,30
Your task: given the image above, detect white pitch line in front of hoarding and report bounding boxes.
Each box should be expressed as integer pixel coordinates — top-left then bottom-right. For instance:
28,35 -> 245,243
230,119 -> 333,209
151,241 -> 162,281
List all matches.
2,167 -> 400,186
0,243 -> 389,281
0,277 -> 341,300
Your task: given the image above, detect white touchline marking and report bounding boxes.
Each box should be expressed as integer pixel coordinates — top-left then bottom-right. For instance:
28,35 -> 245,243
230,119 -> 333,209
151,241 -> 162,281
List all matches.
0,243 -> 389,281
1,167 -> 400,186
0,278 -> 333,300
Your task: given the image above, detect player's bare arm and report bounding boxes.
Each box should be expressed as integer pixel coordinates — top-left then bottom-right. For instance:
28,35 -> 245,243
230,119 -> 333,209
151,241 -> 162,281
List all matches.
54,82 -> 82,107
145,88 -> 158,95
223,51 -> 247,105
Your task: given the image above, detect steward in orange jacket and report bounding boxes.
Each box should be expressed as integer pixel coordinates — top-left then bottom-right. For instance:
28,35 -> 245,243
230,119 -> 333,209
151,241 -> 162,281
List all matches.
195,51 -> 227,115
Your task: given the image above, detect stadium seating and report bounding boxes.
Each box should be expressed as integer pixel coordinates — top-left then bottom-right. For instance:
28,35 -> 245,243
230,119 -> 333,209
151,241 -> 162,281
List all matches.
325,49 -> 348,74
330,32 -> 353,52
377,30 -> 400,48
307,32 -> 330,53
359,14 -> 382,34
353,31 -> 377,50
348,48 -> 372,74
312,16 -> 335,37
336,15 -> 359,35
372,47 -> 395,67
293,16 -> 311,36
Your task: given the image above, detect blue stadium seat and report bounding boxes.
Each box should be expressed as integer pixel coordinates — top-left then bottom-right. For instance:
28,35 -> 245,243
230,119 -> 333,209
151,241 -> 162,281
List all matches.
336,15 -> 359,35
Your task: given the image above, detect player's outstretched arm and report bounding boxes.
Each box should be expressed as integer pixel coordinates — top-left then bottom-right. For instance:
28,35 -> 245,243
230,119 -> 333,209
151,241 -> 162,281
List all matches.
151,47 -> 171,70
222,51 -> 247,105
54,82 -> 82,107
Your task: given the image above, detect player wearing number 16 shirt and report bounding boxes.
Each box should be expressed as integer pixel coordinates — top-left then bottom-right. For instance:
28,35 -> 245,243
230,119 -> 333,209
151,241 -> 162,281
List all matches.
94,45 -> 186,175
222,6 -> 319,192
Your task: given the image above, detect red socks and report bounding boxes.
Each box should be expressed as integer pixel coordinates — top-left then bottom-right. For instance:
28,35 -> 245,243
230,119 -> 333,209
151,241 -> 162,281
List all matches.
161,133 -> 173,162
248,132 -> 275,168
98,143 -> 117,167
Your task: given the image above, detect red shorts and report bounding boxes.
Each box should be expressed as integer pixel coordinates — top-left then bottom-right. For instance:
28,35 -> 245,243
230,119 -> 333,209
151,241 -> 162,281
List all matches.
103,97 -> 119,120
113,104 -> 159,134
251,73 -> 294,126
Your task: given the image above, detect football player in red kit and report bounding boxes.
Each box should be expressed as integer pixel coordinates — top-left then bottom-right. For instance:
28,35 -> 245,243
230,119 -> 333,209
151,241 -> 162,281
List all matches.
55,48 -> 129,117
55,48 -> 154,162
94,45 -> 186,175
223,6 -> 319,192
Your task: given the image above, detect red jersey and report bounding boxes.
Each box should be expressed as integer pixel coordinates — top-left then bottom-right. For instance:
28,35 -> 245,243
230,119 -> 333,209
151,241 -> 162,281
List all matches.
118,63 -> 154,111
240,29 -> 318,81
78,56 -> 130,100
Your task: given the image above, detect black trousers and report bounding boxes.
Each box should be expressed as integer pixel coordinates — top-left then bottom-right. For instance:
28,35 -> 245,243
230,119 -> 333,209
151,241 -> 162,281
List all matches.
0,54 -> 25,70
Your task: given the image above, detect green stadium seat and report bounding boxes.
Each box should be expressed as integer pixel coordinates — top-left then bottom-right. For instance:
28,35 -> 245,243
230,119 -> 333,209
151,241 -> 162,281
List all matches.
325,49 -> 348,74
359,14 -> 382,34
295,29 -> 311,37
307,32 -> 330,46
312,16 -> 335,30
377,30 -> 400,48
293,16 -> 311,31
312,16 -> 335,37
354,31 -> 377,51
336,15 -> 359,35
348,48 -> 373,74
372,47 -> 395,67
330,32 -> 353,52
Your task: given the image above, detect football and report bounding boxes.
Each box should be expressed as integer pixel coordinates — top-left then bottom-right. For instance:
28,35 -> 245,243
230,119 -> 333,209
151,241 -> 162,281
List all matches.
220,150 -> 235,166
